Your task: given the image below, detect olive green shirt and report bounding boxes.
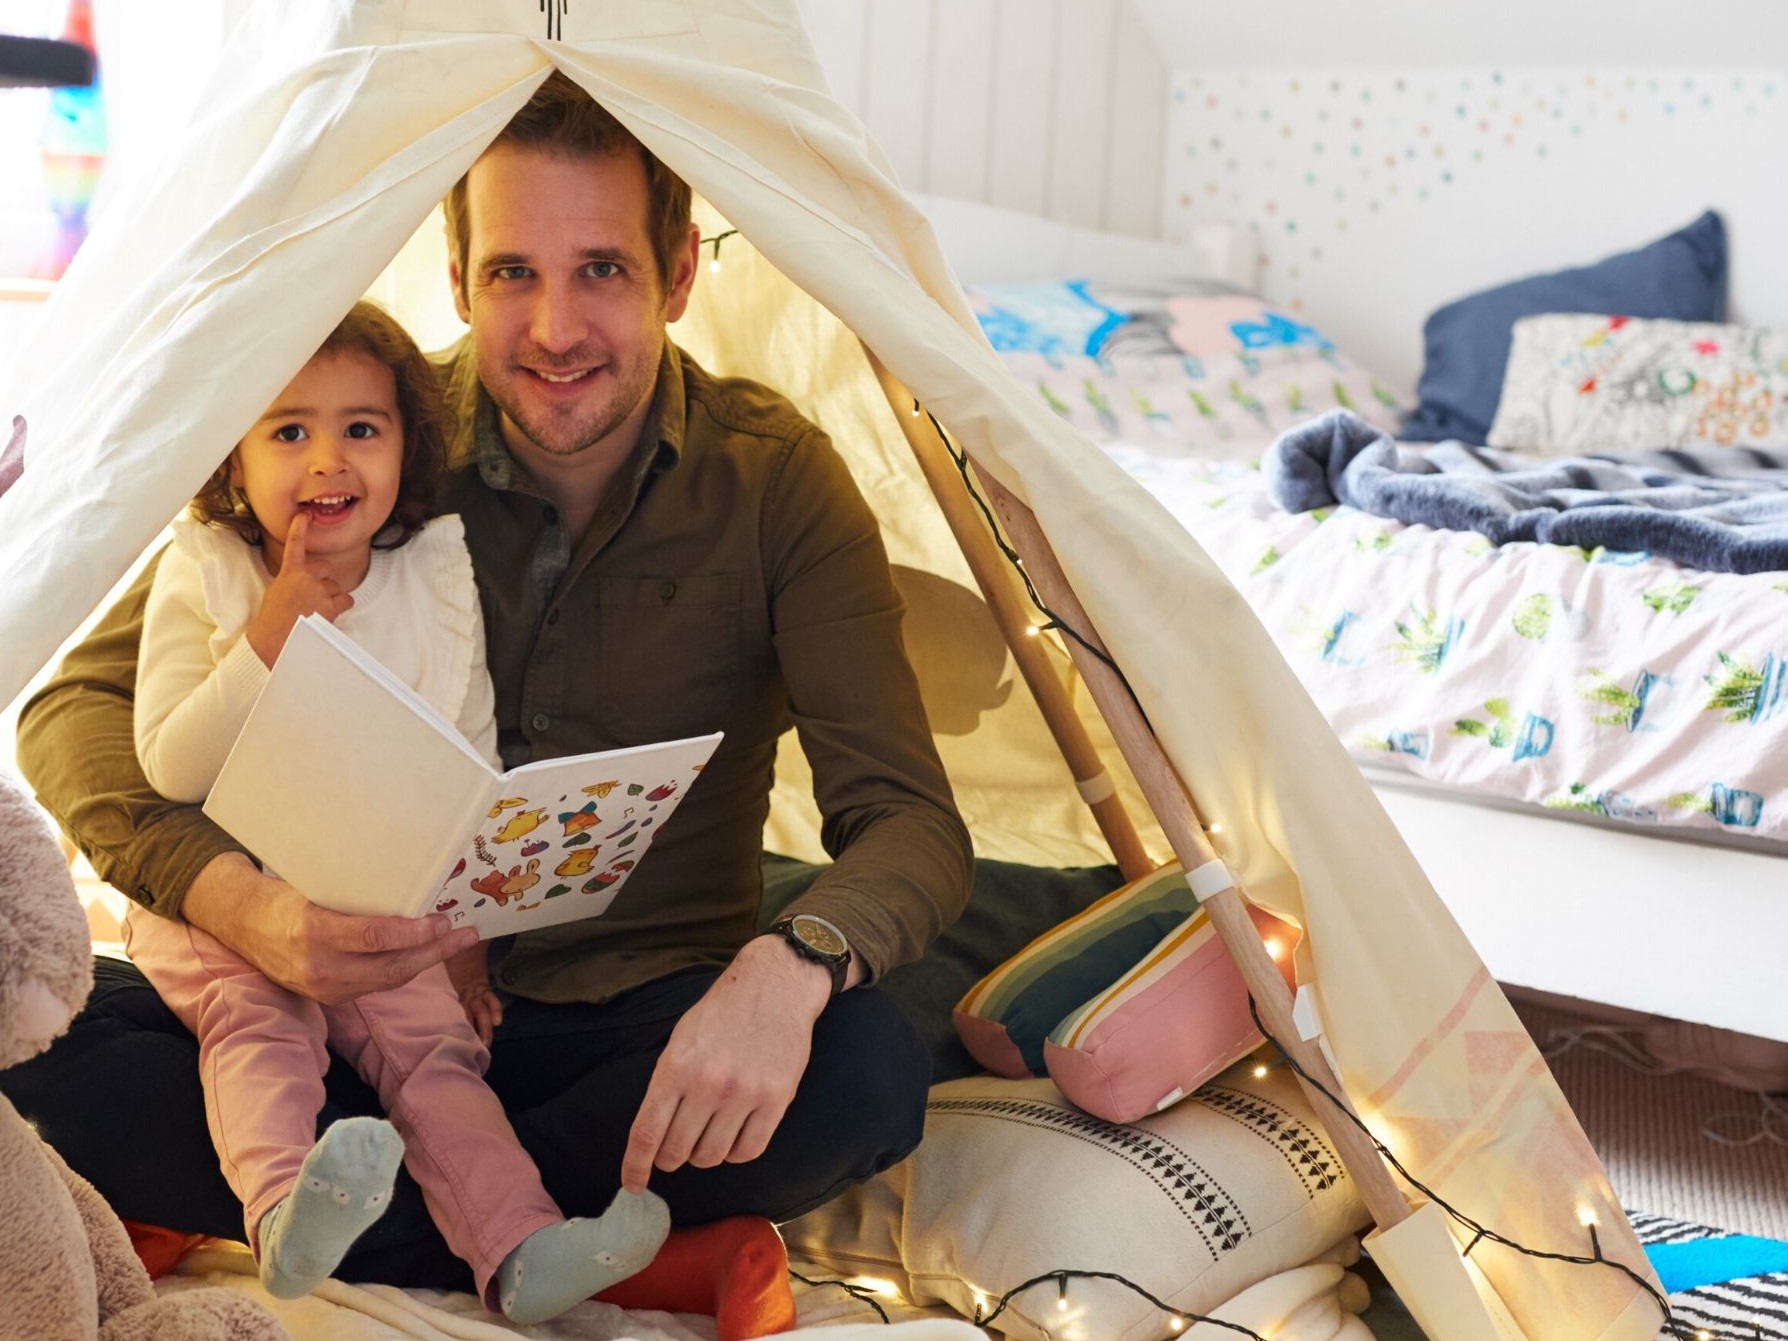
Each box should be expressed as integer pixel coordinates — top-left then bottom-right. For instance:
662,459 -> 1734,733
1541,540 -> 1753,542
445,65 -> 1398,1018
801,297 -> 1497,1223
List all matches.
17,339 -> 972,1004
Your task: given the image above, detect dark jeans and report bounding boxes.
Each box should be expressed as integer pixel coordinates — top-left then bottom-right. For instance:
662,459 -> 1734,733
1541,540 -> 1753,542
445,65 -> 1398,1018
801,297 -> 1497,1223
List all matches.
0,956 -> 930,1293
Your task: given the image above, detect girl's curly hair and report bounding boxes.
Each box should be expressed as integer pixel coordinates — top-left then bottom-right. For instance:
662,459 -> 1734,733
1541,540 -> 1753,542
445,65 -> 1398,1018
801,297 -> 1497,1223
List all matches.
190,300 -> 444,550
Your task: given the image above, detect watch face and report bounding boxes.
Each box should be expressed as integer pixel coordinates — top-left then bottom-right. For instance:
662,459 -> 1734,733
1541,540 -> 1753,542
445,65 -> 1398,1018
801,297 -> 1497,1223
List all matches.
791,914 -> 847,957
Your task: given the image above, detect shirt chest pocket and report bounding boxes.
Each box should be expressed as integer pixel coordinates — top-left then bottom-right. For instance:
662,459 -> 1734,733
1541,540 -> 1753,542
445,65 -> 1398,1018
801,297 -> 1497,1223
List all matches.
595,573 -> 742,740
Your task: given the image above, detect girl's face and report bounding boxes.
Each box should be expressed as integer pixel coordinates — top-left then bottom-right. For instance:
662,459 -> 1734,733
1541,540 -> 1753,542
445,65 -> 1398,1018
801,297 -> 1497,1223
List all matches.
232,349 -> 405,578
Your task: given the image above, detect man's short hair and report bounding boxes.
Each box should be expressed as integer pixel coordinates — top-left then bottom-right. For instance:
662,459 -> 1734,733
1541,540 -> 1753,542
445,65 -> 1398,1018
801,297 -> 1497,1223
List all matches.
444,71 -> 694,299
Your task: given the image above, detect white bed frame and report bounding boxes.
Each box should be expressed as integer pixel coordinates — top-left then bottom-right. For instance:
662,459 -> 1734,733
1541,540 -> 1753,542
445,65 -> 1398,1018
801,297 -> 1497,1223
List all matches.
914,193 -> 1788,1048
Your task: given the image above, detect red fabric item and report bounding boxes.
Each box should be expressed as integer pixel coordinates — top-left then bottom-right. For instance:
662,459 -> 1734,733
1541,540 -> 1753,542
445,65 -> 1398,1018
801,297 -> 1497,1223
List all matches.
120,1220 -> 213,1278
595,1216 -> 796,1340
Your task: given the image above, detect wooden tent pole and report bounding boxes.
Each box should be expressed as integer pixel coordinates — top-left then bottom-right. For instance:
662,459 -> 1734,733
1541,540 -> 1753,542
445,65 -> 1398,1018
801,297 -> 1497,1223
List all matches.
872,370 -> 1410,1230
863,349 -> 1154,881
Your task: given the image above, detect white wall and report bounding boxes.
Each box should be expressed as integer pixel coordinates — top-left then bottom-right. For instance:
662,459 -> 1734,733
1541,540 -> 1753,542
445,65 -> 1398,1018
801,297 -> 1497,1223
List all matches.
1161,67 -> 1788,392
796,0 -> 1167,237
1131,0 -> 1788,70
1136,2 -> 1788,392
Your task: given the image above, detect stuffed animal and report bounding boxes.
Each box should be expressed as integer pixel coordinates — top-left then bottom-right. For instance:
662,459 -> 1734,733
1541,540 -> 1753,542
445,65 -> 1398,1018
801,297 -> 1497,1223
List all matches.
0,771 -> 291,1341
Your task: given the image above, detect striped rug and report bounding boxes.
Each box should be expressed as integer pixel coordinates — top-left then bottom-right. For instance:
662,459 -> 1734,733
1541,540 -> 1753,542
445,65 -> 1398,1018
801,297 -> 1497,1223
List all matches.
1631,1209 -> 1788,1339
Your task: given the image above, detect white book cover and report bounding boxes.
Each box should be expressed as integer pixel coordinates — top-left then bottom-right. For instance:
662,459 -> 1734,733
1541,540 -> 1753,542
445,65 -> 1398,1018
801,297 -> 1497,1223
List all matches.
203,615 -> 721,938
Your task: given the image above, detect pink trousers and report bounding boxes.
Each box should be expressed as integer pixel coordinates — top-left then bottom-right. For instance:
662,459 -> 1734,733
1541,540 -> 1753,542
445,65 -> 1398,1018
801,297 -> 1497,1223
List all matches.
122,910 -> 561,1302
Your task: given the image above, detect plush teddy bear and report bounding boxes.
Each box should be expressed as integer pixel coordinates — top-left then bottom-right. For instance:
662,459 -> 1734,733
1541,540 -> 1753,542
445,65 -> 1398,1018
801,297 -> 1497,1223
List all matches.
0,770 -> 291,1341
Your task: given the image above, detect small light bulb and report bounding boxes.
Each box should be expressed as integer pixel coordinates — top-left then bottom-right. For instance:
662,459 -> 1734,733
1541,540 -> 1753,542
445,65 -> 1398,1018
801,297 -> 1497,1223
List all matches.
1169,1317 -> 1185,1333
709,257 -> 721,273
1695,1331 -> 1713,1341
1026,625 -> 1041,637
1263,937 -> 1284,960
1056,1297 -> 1069,1313
1577,1207 -> 1599,1228
1253,1063 -> 1269,1079
1207,823 -> 1222,835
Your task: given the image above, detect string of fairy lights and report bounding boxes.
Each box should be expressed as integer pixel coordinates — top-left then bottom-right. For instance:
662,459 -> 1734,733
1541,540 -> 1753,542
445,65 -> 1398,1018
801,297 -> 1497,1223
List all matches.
697,228 -> 1762,1341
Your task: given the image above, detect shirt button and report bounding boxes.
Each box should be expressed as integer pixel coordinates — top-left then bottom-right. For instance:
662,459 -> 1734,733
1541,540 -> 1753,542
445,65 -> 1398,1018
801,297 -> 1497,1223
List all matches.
658,580 -> 677,603
544,505 -> 559,524
530,713 -> 550,732
499,968 -> 518,986
545,609 -> 560,626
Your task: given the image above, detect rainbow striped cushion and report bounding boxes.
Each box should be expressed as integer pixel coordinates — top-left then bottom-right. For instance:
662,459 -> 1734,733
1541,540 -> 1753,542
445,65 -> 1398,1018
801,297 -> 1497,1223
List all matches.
953,862 -> 1299,1122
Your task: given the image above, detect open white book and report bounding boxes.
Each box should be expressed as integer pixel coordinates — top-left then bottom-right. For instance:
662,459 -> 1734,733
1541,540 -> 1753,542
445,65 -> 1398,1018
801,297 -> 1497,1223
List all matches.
204,615 -> 722,938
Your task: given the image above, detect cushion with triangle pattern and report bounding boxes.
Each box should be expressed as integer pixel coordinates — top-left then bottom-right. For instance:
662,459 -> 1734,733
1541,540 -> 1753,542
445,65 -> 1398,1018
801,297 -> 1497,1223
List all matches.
780,1065 -> 1370,1340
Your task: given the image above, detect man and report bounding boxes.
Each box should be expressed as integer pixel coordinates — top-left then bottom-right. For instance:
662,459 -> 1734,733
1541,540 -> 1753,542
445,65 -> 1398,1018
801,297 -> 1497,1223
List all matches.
8,71 -> 973,1293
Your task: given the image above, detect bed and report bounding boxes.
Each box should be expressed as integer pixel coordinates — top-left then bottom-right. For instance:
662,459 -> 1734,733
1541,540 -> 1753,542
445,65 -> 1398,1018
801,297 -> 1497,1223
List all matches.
911,192 -> 1788,1051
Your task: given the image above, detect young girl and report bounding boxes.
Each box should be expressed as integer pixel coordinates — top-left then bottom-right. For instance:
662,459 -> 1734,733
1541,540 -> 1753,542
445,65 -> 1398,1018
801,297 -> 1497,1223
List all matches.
122,301 -> 669,1324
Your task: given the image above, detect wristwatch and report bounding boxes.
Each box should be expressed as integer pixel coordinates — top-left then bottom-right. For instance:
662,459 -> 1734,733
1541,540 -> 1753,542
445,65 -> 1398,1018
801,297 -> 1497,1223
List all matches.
767,913 -> 852,996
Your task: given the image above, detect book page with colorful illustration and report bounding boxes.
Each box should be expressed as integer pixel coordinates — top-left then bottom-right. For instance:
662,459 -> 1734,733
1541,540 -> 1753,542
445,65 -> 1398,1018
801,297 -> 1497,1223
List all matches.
434,739 -> 720,938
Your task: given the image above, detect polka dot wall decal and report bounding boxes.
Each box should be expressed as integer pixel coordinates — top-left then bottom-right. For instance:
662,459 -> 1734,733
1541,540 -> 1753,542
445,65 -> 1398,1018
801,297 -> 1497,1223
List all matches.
1350,143 -> 1361,156
1265,200 -> 1277,213
1206,94 -> 1219,108
1286,219 -> 1297,232
1443,170 -> 1454,183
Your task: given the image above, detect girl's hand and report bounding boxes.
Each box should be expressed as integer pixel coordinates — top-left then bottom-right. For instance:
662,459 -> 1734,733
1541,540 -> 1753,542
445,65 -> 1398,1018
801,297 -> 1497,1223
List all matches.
445,940 -> 503,1046
245,512 -> 354,667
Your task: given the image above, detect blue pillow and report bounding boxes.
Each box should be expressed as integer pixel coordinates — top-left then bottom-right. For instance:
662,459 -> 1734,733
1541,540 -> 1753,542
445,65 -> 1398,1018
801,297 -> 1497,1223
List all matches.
1401,211 -> 1727,444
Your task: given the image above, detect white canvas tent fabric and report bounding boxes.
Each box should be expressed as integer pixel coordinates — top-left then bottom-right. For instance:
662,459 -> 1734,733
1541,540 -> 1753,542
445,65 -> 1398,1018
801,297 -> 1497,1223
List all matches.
0,2 -> 1660,1336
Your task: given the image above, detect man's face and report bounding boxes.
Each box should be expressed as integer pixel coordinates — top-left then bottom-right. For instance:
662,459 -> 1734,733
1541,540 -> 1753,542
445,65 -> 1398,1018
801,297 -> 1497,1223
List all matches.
453,142 -> 696,461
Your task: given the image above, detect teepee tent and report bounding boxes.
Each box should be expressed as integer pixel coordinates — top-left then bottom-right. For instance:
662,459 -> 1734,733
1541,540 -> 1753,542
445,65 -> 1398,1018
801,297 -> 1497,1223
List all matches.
0,3 -> 1660,1336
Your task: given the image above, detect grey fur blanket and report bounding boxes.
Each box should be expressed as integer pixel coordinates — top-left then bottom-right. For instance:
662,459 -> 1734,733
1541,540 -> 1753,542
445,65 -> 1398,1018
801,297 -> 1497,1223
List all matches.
1264,409 -> 1788,574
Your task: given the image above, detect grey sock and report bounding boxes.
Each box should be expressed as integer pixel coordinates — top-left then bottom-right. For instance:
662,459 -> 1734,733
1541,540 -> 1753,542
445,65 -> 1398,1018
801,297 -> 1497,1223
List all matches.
258,1116 -> 405,1300
496,1188 -> 671,1324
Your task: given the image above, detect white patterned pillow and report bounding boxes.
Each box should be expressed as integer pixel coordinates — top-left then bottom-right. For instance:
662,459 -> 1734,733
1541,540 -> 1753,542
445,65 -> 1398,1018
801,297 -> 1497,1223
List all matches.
1488,314 -> 1788,453
780,1066 -> 1370,1341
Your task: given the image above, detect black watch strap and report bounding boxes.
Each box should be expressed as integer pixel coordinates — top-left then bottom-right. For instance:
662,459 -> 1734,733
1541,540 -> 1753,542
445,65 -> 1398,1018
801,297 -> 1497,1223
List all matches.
768,914 -> 851,996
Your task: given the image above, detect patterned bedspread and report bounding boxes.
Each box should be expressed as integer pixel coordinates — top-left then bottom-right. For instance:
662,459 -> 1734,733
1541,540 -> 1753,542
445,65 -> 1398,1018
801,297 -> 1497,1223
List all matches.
1108,444 -> 1788,843
992,318 -> 1788,845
